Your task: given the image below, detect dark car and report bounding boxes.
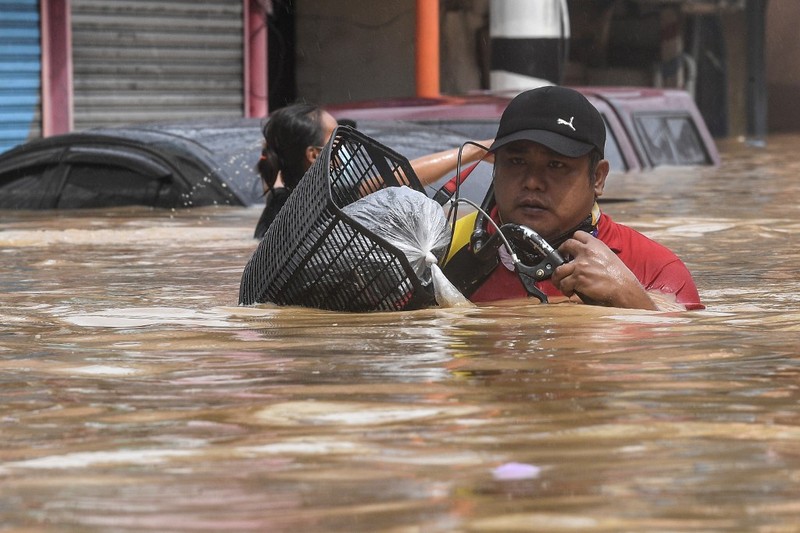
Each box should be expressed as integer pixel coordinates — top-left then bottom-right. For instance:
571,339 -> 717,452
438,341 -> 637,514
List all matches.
0,118 -> 493,210
0,119 -> 267,209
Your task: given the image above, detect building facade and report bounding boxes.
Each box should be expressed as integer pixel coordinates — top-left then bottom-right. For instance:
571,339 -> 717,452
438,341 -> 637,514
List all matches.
1,0 -> 268,153
1,0 -> 795,154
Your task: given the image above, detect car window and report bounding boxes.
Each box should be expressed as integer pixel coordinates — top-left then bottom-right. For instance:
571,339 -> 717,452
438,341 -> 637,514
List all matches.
0,163 -> 67,209
634,114 -> 710,166
170,154 -> 242,207
0,151 -> 180,209
602,118 -> 626,173
155,123 -> 264,206
57,163 -> 177,208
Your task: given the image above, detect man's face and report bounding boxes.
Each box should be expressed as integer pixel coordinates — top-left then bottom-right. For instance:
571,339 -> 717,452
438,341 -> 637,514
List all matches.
492,140 -> 606,241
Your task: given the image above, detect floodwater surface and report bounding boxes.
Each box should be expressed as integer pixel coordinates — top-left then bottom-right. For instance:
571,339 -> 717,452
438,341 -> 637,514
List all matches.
1,135 -> 800,532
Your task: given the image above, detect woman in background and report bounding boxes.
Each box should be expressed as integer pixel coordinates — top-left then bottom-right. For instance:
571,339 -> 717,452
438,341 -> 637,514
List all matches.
254,102 -> 491,239
254,103 -> 338,238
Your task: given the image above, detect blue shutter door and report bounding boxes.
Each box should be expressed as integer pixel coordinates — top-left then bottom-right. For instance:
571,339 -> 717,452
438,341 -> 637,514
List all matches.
0,0 -> 42,153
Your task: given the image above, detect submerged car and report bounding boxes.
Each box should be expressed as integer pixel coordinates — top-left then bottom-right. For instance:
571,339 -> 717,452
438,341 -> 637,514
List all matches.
0,86 -> 719,210
0,119 -> 267,209
329,86 -> 721,173
0,118 -> 489,210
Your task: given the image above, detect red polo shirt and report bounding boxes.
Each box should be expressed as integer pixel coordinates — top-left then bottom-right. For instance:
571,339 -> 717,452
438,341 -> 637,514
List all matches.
469,212 -> 704,310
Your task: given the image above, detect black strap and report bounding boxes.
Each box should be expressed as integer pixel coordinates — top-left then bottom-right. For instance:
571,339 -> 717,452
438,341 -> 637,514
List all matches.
442,243 -> 499,298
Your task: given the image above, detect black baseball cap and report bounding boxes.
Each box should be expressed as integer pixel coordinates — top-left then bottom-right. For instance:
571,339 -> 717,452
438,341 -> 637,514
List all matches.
489,86 -> 606,158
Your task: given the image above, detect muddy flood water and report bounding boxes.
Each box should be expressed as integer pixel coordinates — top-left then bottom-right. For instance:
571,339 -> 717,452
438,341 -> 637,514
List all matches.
2,135 -> 800,532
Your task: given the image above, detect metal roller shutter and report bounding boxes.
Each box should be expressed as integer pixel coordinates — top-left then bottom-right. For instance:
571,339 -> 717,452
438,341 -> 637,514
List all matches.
0,0 -> 42,153
71,0 -> 243,130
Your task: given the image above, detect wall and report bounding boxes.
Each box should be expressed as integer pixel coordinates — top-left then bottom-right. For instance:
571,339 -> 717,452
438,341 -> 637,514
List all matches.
292,0 -> 772,139
294,0 -> 489,105
440,0 -> 489,93
720,9 -> 747,138
766,0 -> 800,132
295,1 -> 416,105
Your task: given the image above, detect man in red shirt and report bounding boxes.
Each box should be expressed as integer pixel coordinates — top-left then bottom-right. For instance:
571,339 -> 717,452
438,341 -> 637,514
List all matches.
443,86 -> 703,310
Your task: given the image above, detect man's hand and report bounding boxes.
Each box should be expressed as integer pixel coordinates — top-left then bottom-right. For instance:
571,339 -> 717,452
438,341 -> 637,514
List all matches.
551,231 -> 658,310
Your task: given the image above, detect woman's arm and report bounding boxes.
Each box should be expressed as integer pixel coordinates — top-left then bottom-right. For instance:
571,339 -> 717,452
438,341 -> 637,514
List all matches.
409,139 -> 493,186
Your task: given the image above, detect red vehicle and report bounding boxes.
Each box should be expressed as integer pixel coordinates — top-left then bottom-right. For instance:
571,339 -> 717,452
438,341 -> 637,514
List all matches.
328,86 -> 720,174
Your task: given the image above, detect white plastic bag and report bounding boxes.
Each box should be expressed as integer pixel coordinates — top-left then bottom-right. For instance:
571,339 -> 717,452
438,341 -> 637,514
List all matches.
343,186 -> 449,282
343,186 -> 471,307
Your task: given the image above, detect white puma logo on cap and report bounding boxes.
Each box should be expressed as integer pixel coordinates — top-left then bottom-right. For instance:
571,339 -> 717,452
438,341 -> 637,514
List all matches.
557,116 -> 575,131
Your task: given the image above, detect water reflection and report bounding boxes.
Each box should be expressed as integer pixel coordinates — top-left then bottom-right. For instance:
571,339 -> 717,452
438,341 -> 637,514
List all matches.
2,136 -> 800,531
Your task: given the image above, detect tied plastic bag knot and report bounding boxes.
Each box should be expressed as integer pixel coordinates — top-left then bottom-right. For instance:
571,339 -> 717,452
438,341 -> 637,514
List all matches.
430,263 -> 473,308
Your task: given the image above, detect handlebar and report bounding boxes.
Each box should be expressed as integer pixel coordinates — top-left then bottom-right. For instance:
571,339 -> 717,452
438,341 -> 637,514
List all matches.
470,222 -> 565,303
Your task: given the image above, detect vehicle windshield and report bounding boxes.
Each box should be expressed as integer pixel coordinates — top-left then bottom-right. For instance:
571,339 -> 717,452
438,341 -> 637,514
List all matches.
634,114 -> 711,166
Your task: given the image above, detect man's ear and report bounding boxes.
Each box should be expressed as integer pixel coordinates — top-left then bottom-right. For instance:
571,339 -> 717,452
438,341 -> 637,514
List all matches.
593,159 -> 610,197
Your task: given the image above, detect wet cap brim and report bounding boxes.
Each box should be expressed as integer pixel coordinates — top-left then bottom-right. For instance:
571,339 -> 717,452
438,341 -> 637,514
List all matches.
489,129 -> 596,158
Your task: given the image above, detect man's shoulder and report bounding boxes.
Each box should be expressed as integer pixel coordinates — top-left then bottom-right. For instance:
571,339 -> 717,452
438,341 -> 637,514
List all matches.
596,213 -> 702,308
597,213 -> 685,273
597,212 -> 681,261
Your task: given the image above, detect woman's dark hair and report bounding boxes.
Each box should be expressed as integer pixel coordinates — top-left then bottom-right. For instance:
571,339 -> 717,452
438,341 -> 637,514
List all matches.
257,103 -> 326,191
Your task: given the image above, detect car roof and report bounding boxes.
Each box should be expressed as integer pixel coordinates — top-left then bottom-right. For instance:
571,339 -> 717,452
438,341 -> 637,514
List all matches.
84,119 -> 267,204
327,86 -> 698,119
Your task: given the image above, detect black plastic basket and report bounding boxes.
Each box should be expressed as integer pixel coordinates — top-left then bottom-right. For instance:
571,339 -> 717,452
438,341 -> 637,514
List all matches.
238,126 -> 437,312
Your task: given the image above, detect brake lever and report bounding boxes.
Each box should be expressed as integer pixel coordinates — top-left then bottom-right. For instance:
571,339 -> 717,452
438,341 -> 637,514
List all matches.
500,224 -> 565,303
503,224 -> 602,306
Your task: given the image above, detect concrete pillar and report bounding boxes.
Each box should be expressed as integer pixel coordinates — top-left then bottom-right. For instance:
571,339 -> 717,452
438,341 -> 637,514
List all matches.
489,0 -> 569,91
658,7 -> 684,89
746,0 -> 768,143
